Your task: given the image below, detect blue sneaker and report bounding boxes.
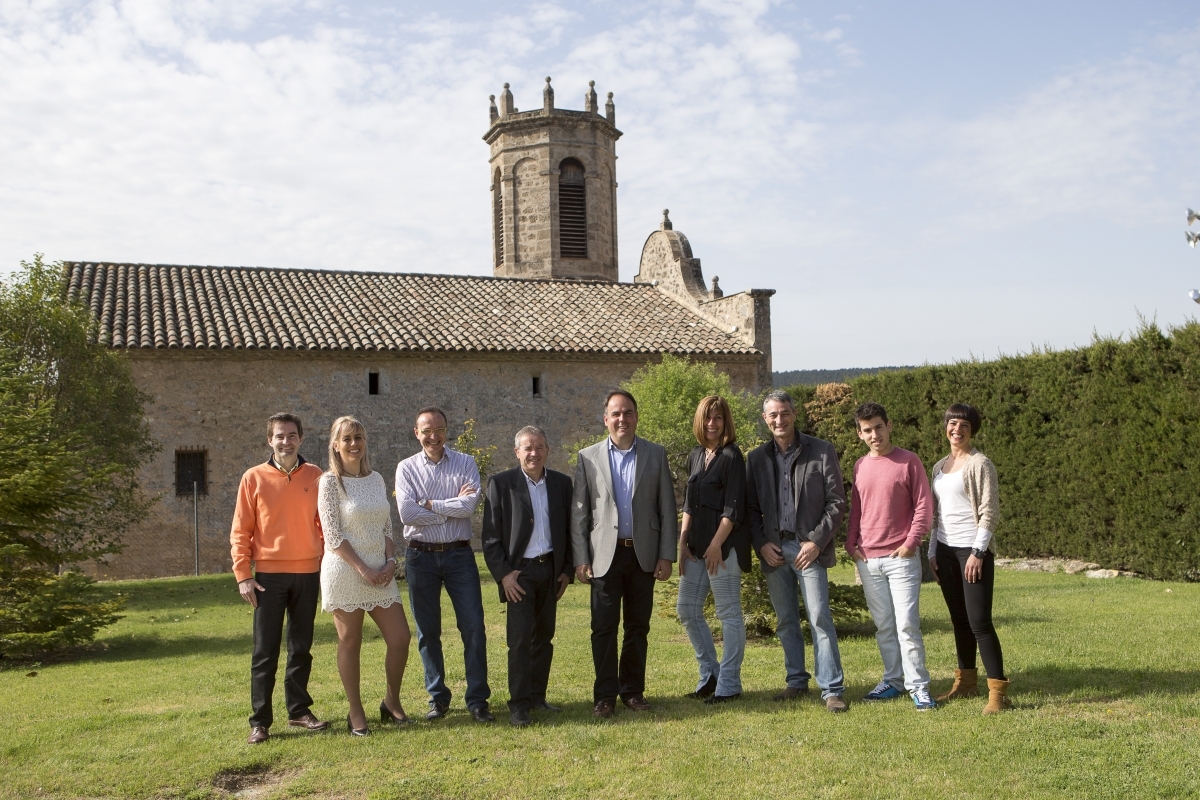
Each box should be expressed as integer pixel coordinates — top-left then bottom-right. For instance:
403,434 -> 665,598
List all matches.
863,681 -> 904,701
911,686 -> 938,711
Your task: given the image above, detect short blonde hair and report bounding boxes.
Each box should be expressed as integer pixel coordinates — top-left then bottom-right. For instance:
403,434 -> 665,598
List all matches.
327,416 -> 371,491
692,395 -> 736,448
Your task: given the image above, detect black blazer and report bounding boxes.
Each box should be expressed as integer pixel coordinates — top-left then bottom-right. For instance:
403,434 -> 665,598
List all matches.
481,466 -> 574,602
745,433 -> 846,572
683,443 -> 750,570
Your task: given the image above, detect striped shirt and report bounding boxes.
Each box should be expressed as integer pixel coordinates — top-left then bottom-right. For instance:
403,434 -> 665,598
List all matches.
395,447 -> 482,544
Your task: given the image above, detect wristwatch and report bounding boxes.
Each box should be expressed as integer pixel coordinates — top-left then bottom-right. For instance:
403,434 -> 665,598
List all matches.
971,548 -> 988,560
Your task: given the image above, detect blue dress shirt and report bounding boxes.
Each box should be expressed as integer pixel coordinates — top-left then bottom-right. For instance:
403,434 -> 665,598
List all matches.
607,438 -> 637,540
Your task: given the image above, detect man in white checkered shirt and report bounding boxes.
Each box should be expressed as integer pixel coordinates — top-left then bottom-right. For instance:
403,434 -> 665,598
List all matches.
395,406 -> 493,722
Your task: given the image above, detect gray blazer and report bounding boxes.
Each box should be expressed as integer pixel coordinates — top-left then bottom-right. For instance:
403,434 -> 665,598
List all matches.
570,436 -> 678,578
745,433 -> 847,572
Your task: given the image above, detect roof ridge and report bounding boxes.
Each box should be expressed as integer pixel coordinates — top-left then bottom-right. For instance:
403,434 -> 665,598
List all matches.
60,261 -> 651,288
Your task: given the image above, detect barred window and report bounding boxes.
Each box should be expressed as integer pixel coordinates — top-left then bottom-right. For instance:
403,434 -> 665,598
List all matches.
176,450 -> 207,496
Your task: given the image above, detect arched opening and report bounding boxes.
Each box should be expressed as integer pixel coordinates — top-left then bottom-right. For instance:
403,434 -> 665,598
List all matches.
558,158 -> 587,259
492,168 -> 504,268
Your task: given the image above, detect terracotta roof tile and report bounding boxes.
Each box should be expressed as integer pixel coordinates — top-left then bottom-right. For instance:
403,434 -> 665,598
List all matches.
63,262 -> 760,356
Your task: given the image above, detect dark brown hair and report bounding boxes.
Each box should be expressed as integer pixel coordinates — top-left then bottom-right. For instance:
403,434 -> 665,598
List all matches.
604,389 -> 637,411
414,406 -> 449,427
854,402 -> 889,426
267,412 -> 303,439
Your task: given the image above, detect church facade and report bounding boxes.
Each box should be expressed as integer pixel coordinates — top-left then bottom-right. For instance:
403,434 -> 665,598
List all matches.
70,79 -> 775,579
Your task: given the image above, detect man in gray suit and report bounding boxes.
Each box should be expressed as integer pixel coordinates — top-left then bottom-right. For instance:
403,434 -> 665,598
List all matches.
746,390 -> 850,713
571,389 -> 677,718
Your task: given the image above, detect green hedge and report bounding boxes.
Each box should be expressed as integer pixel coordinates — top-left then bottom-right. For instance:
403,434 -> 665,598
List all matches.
785,322 -> 1200,582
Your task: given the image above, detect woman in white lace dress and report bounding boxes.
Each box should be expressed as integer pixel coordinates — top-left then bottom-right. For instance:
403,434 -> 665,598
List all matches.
319,416 -> 411,735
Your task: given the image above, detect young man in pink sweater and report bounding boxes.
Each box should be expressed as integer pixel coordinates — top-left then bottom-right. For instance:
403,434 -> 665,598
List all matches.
846,402 -> 936,710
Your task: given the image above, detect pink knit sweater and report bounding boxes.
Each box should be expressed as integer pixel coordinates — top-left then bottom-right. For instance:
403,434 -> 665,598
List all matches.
846,447 -> 933,558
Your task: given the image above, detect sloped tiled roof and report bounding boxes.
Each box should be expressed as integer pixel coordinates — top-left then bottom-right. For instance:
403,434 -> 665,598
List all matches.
63,262 -> 759,355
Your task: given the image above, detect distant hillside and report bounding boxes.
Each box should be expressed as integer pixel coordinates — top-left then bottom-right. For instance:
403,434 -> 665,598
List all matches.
773,366 -> 913,387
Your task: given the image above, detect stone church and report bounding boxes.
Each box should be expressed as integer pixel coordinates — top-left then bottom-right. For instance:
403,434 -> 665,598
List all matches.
66,79 -> 775,579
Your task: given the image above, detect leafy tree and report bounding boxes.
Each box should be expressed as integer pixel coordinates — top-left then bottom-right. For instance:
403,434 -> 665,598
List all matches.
0,255 -> 157,565
0,256 -> 152,656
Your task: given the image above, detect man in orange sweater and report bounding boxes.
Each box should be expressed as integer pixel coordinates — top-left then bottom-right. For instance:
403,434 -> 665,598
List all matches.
231,413 -> 330,744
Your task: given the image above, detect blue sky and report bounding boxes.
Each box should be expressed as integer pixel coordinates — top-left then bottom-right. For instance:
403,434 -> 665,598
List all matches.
1,0 -> 1198,370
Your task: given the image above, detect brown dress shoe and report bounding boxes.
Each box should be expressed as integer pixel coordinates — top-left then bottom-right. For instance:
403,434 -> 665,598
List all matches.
773,686 -> 810,701
247,726 -> 269,744
287,714 -> 331,731
825,695 -> 848,713
592,699 -> 615,719
621,695 -> 652,712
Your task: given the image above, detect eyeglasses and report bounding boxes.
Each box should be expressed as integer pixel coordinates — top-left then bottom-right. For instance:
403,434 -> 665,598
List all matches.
417,428 -> 448,437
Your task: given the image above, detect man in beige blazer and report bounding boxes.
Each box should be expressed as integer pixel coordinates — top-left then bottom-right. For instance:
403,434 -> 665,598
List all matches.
571,389 -> 677,718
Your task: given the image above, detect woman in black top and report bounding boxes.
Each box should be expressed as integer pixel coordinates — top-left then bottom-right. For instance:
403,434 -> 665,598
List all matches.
677,395 -> 749,704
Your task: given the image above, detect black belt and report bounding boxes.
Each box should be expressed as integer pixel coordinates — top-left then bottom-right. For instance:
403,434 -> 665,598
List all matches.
407,539 -> 471,553
780,532 -> 798,541
516,552 -> 553,566
617,538 -> 636,547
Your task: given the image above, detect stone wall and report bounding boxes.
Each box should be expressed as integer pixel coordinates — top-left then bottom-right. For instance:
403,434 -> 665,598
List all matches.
93,349 -> 762,579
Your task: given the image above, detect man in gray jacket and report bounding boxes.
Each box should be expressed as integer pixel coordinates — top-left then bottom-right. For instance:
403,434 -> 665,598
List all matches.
746,390 -> 849,712
571,389 -> 677,718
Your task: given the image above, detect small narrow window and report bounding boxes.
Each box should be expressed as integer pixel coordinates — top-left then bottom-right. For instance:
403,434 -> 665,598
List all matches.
368,371 -> 379,395
176,450 -> 207,495
532,376 -> 543,397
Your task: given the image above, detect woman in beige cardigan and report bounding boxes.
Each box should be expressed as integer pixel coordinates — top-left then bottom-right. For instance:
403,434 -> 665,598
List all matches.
928,403 -> 1010,714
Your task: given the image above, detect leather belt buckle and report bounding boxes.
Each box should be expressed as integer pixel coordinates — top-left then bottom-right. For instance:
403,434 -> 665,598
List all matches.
618,538 -> 635,547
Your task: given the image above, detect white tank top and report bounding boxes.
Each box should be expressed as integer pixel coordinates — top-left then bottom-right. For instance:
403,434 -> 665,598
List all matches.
933,470 -> 977,546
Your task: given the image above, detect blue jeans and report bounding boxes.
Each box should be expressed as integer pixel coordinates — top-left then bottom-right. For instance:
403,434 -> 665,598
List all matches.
765,539 -> 845,699
405,546 -> 490,710
677,551 -> 745,696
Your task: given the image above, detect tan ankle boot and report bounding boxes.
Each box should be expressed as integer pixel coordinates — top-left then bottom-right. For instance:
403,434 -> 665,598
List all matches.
936,668 -> 978,702
982,678 -> 1012,715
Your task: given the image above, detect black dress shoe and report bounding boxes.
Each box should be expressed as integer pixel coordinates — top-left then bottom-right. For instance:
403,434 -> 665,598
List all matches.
685,675 -> 718,699
380,701 -> 410,726
704,693 -> 742,705
469,706 -> 496,723
425,702 -> 449,721
531,700 -> 562,712
509,709 -> 531,727
347,716 -> 370,737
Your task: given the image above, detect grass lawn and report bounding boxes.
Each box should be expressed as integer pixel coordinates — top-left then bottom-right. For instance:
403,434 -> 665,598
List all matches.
1,556 -> 1197,800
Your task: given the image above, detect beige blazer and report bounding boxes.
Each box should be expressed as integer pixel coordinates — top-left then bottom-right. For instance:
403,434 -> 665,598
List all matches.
570,436 -> 678,578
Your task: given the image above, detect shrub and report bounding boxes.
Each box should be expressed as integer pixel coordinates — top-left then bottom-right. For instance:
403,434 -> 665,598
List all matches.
0,545 -> 124,659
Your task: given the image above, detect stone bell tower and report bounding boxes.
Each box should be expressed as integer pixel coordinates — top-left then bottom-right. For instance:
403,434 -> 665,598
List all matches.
483,78 -> 621,282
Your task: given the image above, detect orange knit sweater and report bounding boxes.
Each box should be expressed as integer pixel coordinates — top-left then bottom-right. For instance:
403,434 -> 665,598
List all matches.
230,459 -> 324,582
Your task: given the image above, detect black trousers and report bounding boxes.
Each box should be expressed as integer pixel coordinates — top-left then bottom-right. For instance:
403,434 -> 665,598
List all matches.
249,571 -> 320,728
935,545 -> 1006,680
590,545 -> 656,703
505,559 -> 559,712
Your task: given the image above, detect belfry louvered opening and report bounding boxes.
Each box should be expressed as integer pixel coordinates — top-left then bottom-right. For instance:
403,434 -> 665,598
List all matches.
558,158 -> 587,259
